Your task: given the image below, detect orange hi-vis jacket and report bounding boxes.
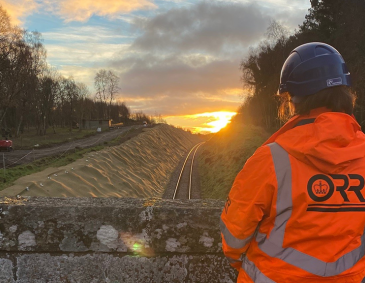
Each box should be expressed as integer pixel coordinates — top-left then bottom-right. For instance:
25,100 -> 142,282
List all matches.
221,108 -> 365,283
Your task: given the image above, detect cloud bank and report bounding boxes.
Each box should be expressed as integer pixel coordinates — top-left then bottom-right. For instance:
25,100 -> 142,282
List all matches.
0,0 -> 37,25
0,0 -> 157,24
132,2 -> 270,53
113,1 -> 279,115
54,0 -> 157,22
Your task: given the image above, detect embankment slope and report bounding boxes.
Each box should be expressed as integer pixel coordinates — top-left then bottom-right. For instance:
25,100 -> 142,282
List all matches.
198,123 -> 269,199
0,124 -> 201,198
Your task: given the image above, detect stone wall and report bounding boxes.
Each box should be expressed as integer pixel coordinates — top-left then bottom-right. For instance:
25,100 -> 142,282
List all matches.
0,197 -> 237,282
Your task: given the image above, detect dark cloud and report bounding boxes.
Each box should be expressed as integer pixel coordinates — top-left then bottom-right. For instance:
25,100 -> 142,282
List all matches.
132,1 -> 271,53
113,54 -> 241,97
116,54 -> 242,116
111,1 -> 309,116
120,91 -> 240,116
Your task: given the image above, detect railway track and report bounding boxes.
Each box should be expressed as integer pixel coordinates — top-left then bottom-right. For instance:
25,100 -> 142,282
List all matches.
172,142 -> 205,200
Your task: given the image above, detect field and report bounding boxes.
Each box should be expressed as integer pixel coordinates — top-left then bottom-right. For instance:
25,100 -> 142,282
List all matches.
9,128 -> 97,149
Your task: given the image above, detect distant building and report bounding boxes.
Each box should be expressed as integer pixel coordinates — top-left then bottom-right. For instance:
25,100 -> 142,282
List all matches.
81,119 -> 111,131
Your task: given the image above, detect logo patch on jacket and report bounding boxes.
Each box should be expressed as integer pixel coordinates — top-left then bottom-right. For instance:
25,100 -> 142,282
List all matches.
307,174 -> 334,202
307,174 -> 365,212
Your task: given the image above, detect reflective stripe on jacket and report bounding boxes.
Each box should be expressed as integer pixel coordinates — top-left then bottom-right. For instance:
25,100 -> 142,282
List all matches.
221,109 -> 365,282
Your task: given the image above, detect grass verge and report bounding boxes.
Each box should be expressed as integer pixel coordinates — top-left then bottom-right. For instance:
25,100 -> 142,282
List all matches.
198,122 -> 269,200
10,128 -> 97,149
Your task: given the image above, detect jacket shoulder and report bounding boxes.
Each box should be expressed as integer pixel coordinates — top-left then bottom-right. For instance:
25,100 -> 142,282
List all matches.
245,144 -> 275,167
233,144 -> 276,190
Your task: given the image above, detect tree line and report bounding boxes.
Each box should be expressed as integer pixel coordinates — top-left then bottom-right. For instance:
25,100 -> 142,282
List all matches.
238,0 -> 365,130
0,5 -> 160,138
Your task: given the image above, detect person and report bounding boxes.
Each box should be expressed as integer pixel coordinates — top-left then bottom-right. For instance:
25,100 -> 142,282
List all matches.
220,42 -> 365,282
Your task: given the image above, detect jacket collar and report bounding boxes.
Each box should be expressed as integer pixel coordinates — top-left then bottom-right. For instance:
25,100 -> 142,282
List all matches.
263,108 -> 356,145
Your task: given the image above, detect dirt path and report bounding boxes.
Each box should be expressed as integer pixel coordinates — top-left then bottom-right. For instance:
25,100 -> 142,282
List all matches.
2,125 -> 142,168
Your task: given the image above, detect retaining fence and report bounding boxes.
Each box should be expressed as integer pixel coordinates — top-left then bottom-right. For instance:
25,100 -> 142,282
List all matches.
0,197 -> 237,282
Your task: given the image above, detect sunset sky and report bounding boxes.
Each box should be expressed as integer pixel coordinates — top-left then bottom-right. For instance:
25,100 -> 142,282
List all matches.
1,0 -> 310,133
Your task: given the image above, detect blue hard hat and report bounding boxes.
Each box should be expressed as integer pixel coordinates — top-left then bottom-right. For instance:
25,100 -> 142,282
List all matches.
278,42 -> 351,102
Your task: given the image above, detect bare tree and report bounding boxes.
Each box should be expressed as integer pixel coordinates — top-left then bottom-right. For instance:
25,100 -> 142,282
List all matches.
94,69 -> 119,119
265,20 -> 288,47
94,69 -> 108,118
75,82 -> 90,129
106,70 -> 119,119
59,77 -> 79,131
16,31 -> 47,136
0,5 -> 135,135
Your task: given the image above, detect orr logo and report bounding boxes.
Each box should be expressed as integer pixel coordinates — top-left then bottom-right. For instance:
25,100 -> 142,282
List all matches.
307,174 -> 365,202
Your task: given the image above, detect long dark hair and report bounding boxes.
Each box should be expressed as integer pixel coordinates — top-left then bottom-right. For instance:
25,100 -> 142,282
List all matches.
278,86 -> 356,121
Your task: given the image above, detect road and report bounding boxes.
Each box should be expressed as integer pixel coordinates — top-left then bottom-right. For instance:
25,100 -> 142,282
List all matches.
1,126 -> 141,168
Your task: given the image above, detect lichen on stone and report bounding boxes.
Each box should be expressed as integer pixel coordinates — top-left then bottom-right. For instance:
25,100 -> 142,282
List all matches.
9,225 -> 17,233
18,230 -> 36,250
199,232 -> 214,248
139,206 -> 153,222
165,238 -> 180,252
96,225 -> 119,249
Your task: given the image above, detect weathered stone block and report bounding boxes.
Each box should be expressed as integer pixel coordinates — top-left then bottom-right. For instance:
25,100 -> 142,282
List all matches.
0,258 -> 14,282
0,198 -> 225,254
0,197 -> 238,282
16,254 -> 236,283
187,255 -> 237,283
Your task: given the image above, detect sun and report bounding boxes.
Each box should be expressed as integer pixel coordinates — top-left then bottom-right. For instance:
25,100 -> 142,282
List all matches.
165,111 -> 237,134
207,117 -> 231,132
193,111 -> 236,133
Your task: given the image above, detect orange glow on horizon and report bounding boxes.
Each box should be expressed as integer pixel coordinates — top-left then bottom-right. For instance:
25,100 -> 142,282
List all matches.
191,111 -> 236,133
166,111 -> 236,134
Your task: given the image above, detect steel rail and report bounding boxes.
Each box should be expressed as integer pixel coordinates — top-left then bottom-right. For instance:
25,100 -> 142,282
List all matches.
188,142 -> 204,199
172,142 -> 204,200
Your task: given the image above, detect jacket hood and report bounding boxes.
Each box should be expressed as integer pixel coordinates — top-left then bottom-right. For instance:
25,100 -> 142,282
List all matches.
265,109 -> 365,173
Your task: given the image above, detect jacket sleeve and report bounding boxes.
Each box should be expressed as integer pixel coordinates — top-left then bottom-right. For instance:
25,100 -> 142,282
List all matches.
220,145 -> 276,270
